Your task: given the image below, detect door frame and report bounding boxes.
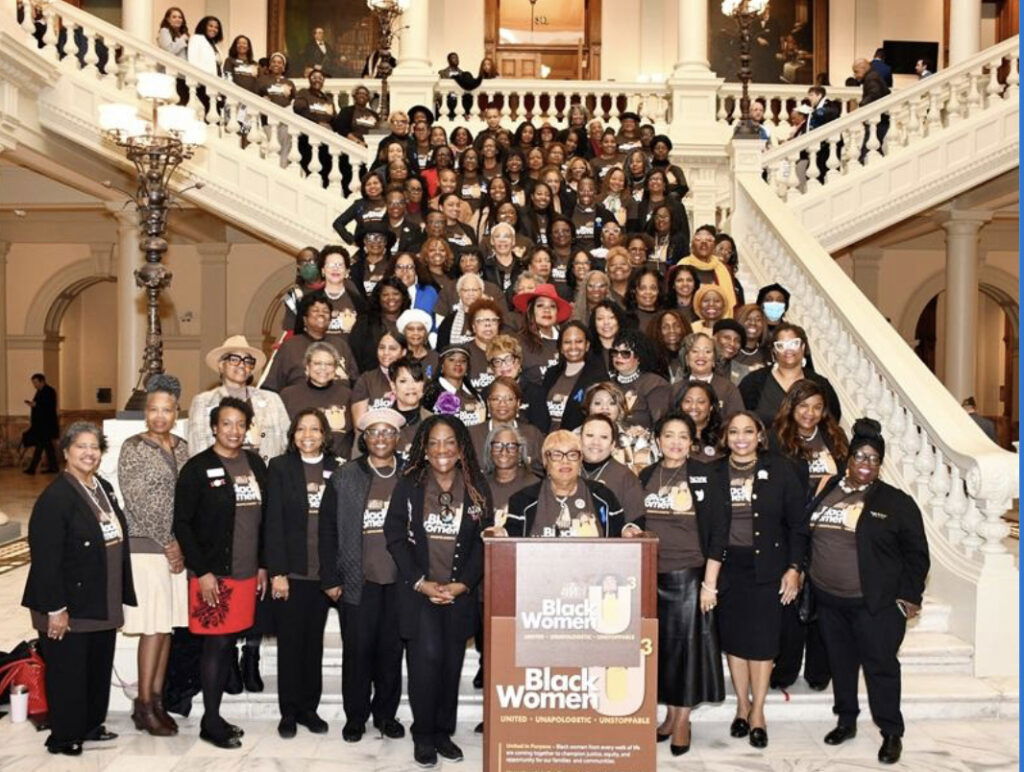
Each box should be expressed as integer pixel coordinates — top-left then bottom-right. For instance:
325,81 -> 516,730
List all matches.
484,0 -> 601,79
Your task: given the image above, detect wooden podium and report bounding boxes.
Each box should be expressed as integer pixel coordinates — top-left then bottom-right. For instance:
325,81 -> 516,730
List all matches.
482,537 -> 659,772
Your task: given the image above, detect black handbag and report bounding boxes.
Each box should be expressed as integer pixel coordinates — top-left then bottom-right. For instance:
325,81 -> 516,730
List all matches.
797,580 -> 817,624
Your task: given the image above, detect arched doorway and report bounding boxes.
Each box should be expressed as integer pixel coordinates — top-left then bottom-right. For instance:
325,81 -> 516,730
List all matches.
913,284 -> 1019,446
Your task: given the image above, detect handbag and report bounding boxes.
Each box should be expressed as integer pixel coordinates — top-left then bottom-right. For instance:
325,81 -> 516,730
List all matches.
797,580 -> 817,624
0,640 -> 48,715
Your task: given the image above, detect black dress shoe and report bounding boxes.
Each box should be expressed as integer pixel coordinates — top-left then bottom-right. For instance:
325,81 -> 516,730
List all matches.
342,721 -> 364,742
414,743 -> 438,767
473,667 -> 483,689
670,742 -> 690,756
200,726 -> 242,749
277,716 -> 297,739
729,717 -> 750,738
84,726 -> 118,742
224,649 -> 243,695
656,731 -> 671,743
46,741 -> 83,756
225,722 -> 244,738
878,734 -> 902,764
806,679 -> 830,691
240,646 -> 264,693
297,712 -> 329,734
749,727 -> 768,748
824,724 -> 857,745
374,718 -> 405,739
435,737 -> 464,762
474,722 -> 484,734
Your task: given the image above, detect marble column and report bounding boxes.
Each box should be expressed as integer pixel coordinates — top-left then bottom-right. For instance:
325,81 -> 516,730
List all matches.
949,0 -> 982,66
121,0 -> 153,42
668,0 -> 729,154
0,240 -> 10,463
108,204 -> 144,408
197,243 -> 231,387
390,0 -> 436,112
940,210 -> 991,401
673,0 -> 710,76
852,247 -> 885,307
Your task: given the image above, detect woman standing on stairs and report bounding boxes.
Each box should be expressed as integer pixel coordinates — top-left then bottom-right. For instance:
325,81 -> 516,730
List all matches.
807,418 -> 930,766
264,408 -> 339,739
118,375 -> 190,737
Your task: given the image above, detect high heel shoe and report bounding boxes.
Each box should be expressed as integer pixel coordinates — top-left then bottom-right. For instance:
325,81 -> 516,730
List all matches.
670,721 -> 691,756
656,730 -> 671,743
749,726 -> 768,748
729,716 -> 750,738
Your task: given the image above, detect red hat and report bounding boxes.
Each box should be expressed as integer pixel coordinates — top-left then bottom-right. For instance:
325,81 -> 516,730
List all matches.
512,283 -> 573,324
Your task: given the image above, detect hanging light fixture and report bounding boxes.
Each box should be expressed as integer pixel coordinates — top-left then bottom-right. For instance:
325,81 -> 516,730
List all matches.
722,0 -> 770,139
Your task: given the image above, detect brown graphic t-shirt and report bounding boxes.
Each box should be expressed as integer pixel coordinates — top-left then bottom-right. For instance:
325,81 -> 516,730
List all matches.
532,481 -> 601,538
802,430 -> 838,492
221,453 -> 262,579
809,483 -> 867,598
362,467 -> 399,585
288,459 -> 326,581
423,475 -> 465,582
642,464 -> 704,572
727,462 -> 755,548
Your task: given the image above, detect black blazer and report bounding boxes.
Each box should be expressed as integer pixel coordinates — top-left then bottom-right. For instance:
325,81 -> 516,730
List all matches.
173,447 -> 268,578
739,368 -> 842,424
692,452 -> 808,583
808,477 -> 929,613
768,428 -> 848,503
634,459 -> 728,561
264,452 -> 340,579
384,474 -> 491,639
505,479 -> 625,538
539,353 -> 610,432
21,474 -> 137,619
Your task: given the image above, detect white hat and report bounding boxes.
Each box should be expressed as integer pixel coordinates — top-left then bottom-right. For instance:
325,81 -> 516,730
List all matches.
397,308 -> 433,334
204,335 -> 267,376
357,407 -> 407,432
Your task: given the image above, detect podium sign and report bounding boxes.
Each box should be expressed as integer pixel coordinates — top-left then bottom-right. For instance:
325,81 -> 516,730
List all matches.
484,538 -> 658,772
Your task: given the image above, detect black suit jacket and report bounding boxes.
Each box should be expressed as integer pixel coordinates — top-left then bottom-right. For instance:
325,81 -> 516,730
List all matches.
505,479 -> 625,538
384,474 -> 491,639
31,383 -> 59,439
264,452 -> 340,578
539,353 -> 611,432
173,447 -> 268,577
22,474 -> 137,619
691,453 -> 808,583
808,477 -> 929,613
634,459 -> 728,561
860,69 -> 891,106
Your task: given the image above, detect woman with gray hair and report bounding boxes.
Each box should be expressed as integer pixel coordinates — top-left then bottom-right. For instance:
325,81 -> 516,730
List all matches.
119,375 -> 190,736
436,273 -> 486,348
280,340 -> 354,458
22,421 -> 137,755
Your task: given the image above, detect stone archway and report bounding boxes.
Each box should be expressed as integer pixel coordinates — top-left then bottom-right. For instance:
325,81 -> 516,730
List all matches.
243,263 -> 295,352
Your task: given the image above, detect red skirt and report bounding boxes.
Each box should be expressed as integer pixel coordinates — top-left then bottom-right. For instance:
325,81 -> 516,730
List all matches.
188,576 -> 258,635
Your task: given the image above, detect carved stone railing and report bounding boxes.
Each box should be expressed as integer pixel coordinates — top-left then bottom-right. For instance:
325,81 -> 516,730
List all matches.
433,78 -> 673,130
761,36 -> 1019,200
716,82 -> 862,136
5,0 -> 373,247
732,154 -> 1018,675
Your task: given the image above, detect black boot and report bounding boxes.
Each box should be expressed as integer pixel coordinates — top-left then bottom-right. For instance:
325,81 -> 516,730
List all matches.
224,645 -> 243,696
241,642 -> 264,693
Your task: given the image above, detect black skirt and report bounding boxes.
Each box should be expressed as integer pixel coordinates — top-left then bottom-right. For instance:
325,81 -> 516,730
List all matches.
656,568 -> 725,707
717,547 -> 782,660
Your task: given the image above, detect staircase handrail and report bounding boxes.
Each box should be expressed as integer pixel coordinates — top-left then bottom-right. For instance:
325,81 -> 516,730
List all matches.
732,169 -> 1018,574
12,0 -> 374,165
761,35 -> 1019,168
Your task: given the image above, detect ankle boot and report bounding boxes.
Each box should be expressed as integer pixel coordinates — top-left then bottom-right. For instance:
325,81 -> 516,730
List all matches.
151,695 -> 178,734
132,699 -> 174,737
224,646 -> 243,695
241,644 -> 264,693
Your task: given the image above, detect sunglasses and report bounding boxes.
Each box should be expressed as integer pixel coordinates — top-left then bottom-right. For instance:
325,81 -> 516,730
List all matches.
610,348 -> 636,359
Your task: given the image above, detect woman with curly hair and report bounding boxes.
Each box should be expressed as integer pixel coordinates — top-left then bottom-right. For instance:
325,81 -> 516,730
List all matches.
349,277 -> 411,374
678,381 -> 724,460
582,381 -> 659,473
647,309 -> 693,384
609,328 -> 672,427
384,415 -> 492,768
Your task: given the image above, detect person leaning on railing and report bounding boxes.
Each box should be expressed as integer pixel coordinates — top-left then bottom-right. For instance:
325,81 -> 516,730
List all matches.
292,66 -> 337,188
156,6 -> 190,104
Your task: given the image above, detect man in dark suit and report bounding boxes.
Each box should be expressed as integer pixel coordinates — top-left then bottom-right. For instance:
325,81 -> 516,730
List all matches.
871,48 -> 894,88
300,27 -> 334,77
852,58 -> 891,161
24,372 -> 59,474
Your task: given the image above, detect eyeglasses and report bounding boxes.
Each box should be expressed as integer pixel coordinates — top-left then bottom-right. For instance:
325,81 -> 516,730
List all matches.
365,428 -> 399,439
324,261 -> 346,270
364,233 -> 386,242
772,338 -> 804,352
222,354 -> 257,367
474,317 -> 500,326
490,441 -> 522,453
308,360 -> 336,369
610,348 -> 636,359
489,354 -> 518,368
545,449 -> 582,462
487,394 -> 516,405
395,264 -> 416,271
852,450 -> 882,466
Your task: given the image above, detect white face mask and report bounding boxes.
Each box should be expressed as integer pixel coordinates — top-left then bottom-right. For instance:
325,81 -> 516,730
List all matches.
762,301 -> 786,323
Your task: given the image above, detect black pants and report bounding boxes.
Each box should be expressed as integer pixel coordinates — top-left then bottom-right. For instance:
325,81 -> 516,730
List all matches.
27,438 -> 57,473
39,628 -> 115,746
405,601 -> 469,746
341,581 -> 403,726
815,586 -> 907,736
298,135 -> 333,189
772,600 -> 830,687
273,578 -> 330,719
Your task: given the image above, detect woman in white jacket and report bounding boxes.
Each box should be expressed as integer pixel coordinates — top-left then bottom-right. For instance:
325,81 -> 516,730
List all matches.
187,16 -> 223,116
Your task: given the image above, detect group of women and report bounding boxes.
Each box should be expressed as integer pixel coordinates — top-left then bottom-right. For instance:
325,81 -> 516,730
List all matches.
21,98 -> 930,770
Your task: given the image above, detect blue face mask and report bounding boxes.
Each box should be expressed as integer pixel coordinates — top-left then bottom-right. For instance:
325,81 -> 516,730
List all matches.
762,301 -> 786,323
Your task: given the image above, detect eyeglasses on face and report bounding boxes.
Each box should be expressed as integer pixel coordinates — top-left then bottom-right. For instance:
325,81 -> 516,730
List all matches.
490,441 -> 522,453
545,449 -> 582,462
852,450 -> 882,466
772,338 -> 804,352
222,354 -> 257,367
474,317 -> 500,326
365,428 -> 399,439
489,354 -> 518,369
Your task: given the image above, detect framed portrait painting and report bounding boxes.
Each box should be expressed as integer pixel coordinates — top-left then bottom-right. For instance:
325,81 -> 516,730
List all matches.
268,0 -> 378,78
708,0 -> 828,85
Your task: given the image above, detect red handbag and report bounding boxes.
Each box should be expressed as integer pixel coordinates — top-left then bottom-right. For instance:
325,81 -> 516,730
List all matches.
0,641 -> 48,715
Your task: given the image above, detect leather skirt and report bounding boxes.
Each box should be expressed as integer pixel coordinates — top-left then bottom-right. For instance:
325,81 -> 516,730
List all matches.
656,568 -> 725,707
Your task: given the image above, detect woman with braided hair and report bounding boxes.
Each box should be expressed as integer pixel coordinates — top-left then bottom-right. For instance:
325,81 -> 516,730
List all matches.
384,415 -> 492,768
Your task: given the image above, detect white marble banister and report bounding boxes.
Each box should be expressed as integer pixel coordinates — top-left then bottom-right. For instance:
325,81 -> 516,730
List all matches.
731,151 -> 1018,675
761,36 -> 1019,200
432,79 -> 673,131
9,0 -> 374,187
716,83 -> 862,134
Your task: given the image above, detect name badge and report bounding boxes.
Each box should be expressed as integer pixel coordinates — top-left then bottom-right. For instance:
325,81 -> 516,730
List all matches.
206,468 -> 226,478
322,470 -> 333,479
